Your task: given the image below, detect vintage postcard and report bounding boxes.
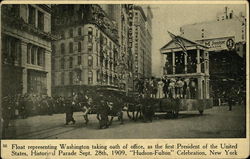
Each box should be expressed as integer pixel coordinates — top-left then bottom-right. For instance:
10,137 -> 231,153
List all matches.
0,0 -> 249,158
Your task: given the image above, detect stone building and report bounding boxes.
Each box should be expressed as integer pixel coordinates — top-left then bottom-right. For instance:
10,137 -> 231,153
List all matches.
51,5 -> 120,96
132,5 -> 153,79
1,4 -> 54,96
100,4 -> 134,90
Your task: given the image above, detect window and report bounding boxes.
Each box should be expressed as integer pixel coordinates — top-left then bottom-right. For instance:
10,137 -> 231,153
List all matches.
31,47 -> 36,65
38,11 -> 44,31
61,72 -> 64,85
78,42 -> 81,52
10,5 -> 20,17
88,71 -> 93,84
88,27 -> 93,36
28,5 -> 36,26
37,48 -> 43,66
69,42 -> 73,53
61,58 -> 65,69
78,56 -> 81,65
69,29 -> 73,38
69,57 -> 73,68
69,72 -> 73,84
27,44 -> 31,64
61,43 -> 65,54
78,28 -> 82,36
88,43 -> 92,52
88,55 -> 93,67
88,27 -> 93,42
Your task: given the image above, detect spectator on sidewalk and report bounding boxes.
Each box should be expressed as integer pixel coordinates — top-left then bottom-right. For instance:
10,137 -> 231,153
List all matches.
65,97 -> 76,125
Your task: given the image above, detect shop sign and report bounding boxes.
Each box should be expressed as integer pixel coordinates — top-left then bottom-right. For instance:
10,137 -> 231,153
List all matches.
128,4 -> 134,50
197,37 -> 235,51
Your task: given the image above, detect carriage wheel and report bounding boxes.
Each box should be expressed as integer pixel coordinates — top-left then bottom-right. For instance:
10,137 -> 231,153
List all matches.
199,110 -> 204,115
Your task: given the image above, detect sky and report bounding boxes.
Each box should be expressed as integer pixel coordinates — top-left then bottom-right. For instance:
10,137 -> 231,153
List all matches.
149,4 -> 246,77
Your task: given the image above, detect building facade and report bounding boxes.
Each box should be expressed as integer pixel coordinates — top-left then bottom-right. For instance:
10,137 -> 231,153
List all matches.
51,5 -> 120,96
100,4 -> 134,90
180,7 -> 246,99
1,4 -> 54,96
132,5 -> 153,79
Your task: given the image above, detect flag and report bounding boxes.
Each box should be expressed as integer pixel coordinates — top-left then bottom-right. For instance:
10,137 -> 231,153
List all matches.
168,31 -> 187,55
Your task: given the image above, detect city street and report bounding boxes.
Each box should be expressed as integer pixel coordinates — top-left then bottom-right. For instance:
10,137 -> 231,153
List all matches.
4,105 -> 246,139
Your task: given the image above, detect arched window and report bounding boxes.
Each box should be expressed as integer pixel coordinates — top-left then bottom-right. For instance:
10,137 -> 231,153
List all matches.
88,43 -> 92,52
78,42 -> 81,52
61,43 -> 65,54
88,27 -> 93,35
69,29 -> 73,38
78,27 -> 82,36
88,55 -> 93,67
88,27 -> 93,42
88,71 -> 93,84
69,42 -> 73,53
69,57 -> 73,68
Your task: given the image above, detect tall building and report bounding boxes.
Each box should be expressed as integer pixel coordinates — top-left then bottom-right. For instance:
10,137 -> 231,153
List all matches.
1,4 -> 54,96
51,5 -> 120,96
145,6 -> 153,78
180,7 -> 246,99
132,5 -> 153,79
100,4 -> 133,90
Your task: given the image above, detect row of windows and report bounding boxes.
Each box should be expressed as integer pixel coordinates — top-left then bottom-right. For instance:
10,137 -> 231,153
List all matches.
2,35 -> 21,65
57,71 -> 120,86
28,5 -> 45,31
27,44 -> 46,66
60,27 -> 94,39
59,71 -> 93,85
53,40 -> 94,55
57,55 -> 93,70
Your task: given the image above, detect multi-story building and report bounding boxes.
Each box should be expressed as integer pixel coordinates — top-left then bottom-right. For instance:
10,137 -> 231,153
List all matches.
1,4 -> 54,96
100,4 -> 133,90
180,7 -> 246,99
132,5 -> 151,79
51,5 -> 120,96
145,6 -> 153,78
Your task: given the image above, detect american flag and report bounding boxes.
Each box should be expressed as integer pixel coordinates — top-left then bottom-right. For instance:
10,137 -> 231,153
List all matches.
168,31 -> 187,56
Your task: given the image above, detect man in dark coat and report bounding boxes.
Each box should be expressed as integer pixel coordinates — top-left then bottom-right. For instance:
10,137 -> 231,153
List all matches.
65,97 -> 76,125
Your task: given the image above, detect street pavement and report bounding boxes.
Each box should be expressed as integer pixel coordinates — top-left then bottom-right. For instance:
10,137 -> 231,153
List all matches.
4,105 -> 246,139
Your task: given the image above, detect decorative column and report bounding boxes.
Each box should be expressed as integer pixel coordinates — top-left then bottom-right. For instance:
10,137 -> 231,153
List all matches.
196,48 -> 201,73
172,49 -> 175,74
197,78 -> 202,99
21,41 -> 28,94
205,50 -> 209,75
184,51 -> 188,73
34,46 -> 38,65
45,50 -> 51,96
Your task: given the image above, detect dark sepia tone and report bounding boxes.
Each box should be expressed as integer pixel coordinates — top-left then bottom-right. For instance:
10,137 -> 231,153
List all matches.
1,4 -> 246,139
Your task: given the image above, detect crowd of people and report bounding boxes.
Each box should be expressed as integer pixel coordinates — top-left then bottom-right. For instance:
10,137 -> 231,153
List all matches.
135,77 -> 198,99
